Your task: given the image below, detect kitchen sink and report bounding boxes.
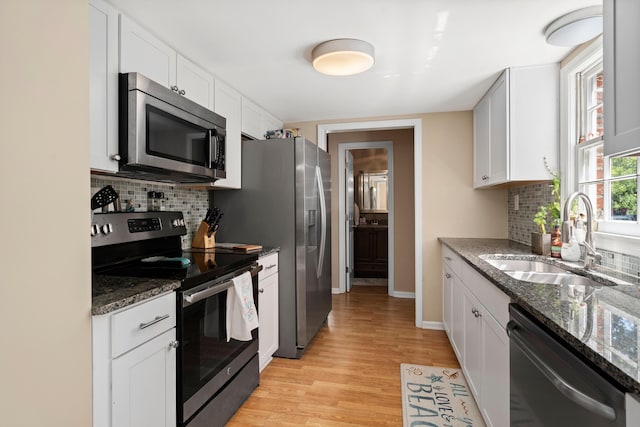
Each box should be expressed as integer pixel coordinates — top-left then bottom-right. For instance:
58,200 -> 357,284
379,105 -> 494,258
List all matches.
480,255 -> 605,288
483,258 -> 567,273
504,271 -> 601,287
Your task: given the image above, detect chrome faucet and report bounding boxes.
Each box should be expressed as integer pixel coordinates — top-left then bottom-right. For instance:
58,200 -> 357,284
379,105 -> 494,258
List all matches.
562,192 -> 602,269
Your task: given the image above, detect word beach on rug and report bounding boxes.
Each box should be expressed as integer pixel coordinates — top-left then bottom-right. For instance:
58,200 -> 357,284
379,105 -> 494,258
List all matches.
400,364 -> 485,427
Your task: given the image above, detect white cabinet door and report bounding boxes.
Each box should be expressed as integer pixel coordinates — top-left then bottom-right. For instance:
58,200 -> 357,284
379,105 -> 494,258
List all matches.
449,273 -> 465,361
442,263 -> 453,335
480,310 -> 509,427
112,328 -> 177,427
176,54 -> 215,110
241,97 -> 264,139
462,287 -> 483,400
604,0 -> 640,156
89,0 -> 119,172
213,80 -> 242,189
488,72 -> 508,185
119,15 -> 176,88
473,93 -> 491,187
258,270 -> 279,371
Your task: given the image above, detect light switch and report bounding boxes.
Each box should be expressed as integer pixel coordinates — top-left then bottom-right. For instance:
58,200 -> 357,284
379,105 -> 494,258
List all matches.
514,194 -> 519,211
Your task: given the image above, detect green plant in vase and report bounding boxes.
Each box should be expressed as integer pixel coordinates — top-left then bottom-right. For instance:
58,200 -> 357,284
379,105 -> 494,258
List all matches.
531,158 -> 561,255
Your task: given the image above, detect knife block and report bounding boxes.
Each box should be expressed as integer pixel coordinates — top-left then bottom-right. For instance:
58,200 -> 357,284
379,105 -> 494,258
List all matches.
191,221 -> 216,250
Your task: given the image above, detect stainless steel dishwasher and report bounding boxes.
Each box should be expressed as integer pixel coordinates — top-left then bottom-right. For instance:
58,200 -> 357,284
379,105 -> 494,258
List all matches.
507,304 -> 626,426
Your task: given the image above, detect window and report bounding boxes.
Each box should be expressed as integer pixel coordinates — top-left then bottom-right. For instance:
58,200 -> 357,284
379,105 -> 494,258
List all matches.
569,40 -> 640,238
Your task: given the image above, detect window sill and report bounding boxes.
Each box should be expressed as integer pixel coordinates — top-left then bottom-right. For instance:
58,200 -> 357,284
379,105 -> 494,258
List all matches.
594,229 -> 640,254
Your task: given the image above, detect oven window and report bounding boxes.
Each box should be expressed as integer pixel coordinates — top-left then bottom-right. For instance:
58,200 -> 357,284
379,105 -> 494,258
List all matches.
146,105 -> 209,167
181,288 -> 257,402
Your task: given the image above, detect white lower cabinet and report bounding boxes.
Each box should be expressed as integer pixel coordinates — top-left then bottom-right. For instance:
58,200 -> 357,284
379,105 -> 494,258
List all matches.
258,252 -> 279,371
441,245 -> 510,427
112,329 -> 176,427
93,292 -> 177,427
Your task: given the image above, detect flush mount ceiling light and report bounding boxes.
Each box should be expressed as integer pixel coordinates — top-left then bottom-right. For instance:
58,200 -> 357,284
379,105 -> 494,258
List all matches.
311,39 -> 375,76
544,6 -> 603,46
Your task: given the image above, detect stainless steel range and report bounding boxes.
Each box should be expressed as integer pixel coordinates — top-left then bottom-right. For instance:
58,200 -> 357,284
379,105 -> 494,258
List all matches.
91,211 -> 261,427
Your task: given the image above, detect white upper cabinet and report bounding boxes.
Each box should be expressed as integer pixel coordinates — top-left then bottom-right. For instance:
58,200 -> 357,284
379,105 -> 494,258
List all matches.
176,54 -> 215,110
89,0 -> 119,173
604,0 -> 640,156
213,80 -> 242,189
119,15 -> 176,88
119,16 -> 215,110
473,64 -> 559,188
241,97 -> 283,140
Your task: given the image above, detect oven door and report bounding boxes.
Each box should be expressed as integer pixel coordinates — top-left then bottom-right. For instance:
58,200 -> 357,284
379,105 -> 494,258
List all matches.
177,265 -> 260,425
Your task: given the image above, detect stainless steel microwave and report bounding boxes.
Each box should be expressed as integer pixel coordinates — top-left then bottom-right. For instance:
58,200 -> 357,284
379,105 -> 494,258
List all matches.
118,72 -> 226,183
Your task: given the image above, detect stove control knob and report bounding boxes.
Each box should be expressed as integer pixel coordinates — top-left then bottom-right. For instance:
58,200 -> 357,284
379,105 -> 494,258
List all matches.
101,223 -> 113,235
91,224 -> 100,236
172,219 -> 180,228
181,219 -> 185,226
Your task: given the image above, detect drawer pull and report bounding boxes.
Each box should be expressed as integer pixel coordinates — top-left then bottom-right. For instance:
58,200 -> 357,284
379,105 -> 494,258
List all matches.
265,264 -> 277,270
259,288 -> 265,293
444,256 -> 452,261
168,340 -> 179,349
139,314 -> 170,330
445,273 -> 452,279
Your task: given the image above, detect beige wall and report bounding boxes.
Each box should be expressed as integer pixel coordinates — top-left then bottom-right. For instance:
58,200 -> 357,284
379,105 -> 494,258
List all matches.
0,1 -> 92,425
287,112 -> 507,323
327,130 -> 415,293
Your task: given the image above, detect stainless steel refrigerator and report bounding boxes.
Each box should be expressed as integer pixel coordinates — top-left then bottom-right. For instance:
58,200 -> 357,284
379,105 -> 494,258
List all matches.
214,137 -> 331,358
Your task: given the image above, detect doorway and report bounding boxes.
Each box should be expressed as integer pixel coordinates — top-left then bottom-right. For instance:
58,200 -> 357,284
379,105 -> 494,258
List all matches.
318,119 -> 423,327
338,142 -> 394,294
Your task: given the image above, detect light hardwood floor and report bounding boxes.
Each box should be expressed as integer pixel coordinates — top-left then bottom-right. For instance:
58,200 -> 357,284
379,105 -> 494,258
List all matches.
228,285 -> 460,426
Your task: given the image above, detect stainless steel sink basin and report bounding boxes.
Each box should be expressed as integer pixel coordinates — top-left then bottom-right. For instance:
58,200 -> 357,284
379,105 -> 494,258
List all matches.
504,271 -> 601,287
480,255 -> 605,287
483,258 -> 567,273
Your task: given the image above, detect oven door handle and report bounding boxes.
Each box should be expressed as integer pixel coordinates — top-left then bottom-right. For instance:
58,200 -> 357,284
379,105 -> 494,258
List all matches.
506,321 -> 617,421
182,264 -> 263,306
184,280 -> 233,305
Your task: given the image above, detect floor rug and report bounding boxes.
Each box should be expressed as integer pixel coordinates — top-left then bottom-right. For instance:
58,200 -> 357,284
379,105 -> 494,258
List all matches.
400,364 -> 486,427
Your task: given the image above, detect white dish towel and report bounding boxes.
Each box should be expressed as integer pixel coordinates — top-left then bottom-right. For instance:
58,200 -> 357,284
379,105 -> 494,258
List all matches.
226,271 -> 259,342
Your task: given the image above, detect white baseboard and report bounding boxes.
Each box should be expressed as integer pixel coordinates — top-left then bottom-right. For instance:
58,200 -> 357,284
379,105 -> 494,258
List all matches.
392,291 -> 415,299
422,321 -> 445,330
332,288 -> 342,294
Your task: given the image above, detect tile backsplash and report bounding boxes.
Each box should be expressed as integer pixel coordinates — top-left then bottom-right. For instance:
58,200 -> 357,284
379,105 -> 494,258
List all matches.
508,182 -> 640,280
91,175 -> 209,248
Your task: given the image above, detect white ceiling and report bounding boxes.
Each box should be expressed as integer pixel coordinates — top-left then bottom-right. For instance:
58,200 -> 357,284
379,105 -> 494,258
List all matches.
107,0 -> 602,123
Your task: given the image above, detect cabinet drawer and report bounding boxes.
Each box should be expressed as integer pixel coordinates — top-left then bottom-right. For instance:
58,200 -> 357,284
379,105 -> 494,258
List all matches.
461,263 -> 510,328
259,253 -> 278,280
111,292 -> 176,358
442,246 -> 462,273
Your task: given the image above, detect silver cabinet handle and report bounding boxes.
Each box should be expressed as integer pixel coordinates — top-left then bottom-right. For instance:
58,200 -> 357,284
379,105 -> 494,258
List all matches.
444,256 -> 452,261
168,340 -> 179,349
506,321 -> 616,421
259,288 -> 265,293
170,85 -> 179,92
178,89 -> 186,95
265,264 -> 277,270
111,154 -> 121,161
445,273 -> 452,279
471,308 -> 482,318
139,314 -> 170,329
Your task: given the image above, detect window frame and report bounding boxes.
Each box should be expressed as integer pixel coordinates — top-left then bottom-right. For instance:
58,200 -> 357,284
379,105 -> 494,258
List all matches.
561,36 -> 640,253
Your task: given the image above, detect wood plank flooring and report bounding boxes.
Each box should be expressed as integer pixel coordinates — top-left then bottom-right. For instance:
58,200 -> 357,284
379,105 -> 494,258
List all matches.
228,285 -> 460,426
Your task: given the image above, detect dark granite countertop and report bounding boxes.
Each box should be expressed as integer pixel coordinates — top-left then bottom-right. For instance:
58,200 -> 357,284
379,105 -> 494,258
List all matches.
439,237 -> 640,394
92,246 -> 279,315
92,274 -> 180,315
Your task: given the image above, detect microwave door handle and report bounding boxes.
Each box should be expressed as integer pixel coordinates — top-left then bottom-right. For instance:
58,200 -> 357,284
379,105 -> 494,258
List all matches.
209,129 -> 217,168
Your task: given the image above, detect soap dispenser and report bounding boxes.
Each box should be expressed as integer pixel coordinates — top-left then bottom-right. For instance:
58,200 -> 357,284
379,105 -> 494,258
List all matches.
561,225 -> 581,262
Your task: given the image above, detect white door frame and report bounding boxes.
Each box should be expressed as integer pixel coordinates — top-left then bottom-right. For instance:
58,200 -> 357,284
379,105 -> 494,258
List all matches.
338,141 -> 394,296
318,118 -> 423,328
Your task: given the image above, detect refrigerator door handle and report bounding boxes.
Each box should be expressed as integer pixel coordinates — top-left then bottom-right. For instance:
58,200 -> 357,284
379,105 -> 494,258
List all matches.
315,165 -> 327,279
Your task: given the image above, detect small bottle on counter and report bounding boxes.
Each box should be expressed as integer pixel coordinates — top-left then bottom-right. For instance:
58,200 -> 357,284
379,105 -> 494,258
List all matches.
551,223 -> 562,258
